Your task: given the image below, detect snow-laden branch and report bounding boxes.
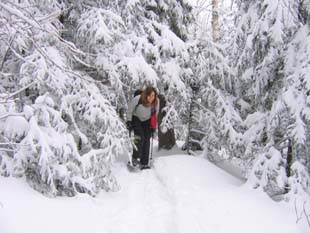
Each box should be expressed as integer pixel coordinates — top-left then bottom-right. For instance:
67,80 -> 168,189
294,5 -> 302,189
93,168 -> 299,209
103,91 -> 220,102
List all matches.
0,141 -> 30,146
1,2 -> 94,70
0,1 -> 41,28
0,113 -> 25,120
0,33 -> 15,71
160,104 -> 178,133
7,81 -> 37,99
0,148 -> 15,152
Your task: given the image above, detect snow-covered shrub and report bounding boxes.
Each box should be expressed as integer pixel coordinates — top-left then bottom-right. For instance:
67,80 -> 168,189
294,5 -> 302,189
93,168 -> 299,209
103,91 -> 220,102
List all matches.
242,112 -> 267,161
17,52 -> 127,196
247,147 -> 287,197
285,161 -> 310,228
1,94 -> 120,196
286,161 -> 310,199
9,92 -> 123,197
200,80 -> 244,161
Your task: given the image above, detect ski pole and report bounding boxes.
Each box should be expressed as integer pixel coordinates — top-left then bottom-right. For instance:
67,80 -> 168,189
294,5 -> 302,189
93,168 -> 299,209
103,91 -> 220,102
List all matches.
150,132 -> 153,162
128,129 -> 132,165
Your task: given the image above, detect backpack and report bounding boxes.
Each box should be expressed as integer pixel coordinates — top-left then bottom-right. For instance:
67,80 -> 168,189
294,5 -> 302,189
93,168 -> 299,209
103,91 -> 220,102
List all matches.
133,89 -> 143,106
134,89 -> 142,97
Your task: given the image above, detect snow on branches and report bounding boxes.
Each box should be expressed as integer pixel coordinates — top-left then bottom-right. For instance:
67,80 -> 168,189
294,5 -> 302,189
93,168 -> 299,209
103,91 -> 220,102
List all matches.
0,0 -> 129,197
232,0 -> 310,200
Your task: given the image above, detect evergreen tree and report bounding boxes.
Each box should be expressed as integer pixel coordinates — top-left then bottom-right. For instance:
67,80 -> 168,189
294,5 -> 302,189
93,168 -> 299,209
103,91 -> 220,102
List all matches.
232,0 -> 310,199
0,0 -> 196,196
0,0 -> 127,196
69,0 -> 195,145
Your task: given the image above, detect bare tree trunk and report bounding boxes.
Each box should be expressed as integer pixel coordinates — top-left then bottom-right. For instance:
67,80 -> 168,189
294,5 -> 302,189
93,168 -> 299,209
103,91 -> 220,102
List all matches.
158,94 -> 176,150
285,139 -> 293,193
212,0 -> 220,42
286,139 -> 293,178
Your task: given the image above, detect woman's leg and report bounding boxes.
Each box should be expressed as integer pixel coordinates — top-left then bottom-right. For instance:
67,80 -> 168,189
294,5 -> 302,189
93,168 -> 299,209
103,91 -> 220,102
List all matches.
132,116 -> 145,162
140,120 -> 151,166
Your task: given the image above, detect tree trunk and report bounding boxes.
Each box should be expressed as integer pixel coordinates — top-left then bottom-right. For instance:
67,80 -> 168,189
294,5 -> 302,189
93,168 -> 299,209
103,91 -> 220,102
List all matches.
212,0 -> 220,42
286,139 -> 293,178
158,94 -> 176,150
284,139 -> 293,193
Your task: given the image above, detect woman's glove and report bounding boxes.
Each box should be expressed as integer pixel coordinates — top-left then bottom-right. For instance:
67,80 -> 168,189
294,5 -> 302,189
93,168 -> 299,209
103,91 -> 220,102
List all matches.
150,128 -> 155,137
126,121 -> 133,131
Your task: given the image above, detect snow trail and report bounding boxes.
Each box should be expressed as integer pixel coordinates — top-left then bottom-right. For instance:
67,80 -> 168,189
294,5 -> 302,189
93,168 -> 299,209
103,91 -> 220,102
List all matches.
152,155 -> 301,233
103,153 -> 245,233
0,153 -> 305,233
94,163 -> 178,233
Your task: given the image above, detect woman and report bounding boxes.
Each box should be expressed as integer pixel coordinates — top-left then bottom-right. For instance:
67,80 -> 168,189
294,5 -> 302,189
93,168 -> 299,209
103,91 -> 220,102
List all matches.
126,86 -> 159,169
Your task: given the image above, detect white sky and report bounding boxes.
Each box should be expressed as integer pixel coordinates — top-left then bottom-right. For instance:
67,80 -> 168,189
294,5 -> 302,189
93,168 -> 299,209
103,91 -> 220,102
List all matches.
184,0 -> 234,38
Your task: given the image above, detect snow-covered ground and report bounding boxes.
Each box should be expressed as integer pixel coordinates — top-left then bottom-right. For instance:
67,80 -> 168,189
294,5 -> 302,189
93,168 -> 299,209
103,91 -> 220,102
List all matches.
0,141 -> 307,233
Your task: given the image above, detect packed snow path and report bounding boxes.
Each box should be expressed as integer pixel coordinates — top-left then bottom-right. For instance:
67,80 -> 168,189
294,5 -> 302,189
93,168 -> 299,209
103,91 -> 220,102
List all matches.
0,155 -> 305,233
113,156 -> 299,233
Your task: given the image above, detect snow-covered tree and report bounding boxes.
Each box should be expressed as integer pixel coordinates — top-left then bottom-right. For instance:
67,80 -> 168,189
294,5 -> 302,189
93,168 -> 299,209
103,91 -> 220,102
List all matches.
1,0 -> 309,204
0,0 -> 128,196
189,0 -> 310,202
68,0 -> 195,141
184,22 -> 240,156
0,0 -> 198,196
232,0 -> 310,199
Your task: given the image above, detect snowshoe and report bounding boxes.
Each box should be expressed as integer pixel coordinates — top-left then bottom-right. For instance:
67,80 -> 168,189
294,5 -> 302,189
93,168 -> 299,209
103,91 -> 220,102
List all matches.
127,158 -> 140,172
140,165 -> 151,170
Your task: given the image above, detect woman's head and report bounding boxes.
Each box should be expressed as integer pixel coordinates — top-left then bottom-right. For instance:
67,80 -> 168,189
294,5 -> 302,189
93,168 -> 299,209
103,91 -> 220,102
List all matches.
141,86 -> 158,107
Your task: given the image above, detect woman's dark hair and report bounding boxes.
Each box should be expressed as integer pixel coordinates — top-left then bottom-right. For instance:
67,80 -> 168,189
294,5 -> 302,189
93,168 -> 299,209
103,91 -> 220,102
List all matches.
141,86 -> 158,107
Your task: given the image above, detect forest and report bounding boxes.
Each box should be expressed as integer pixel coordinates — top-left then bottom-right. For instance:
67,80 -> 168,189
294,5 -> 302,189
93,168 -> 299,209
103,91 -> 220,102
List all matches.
0,0 -> 309,220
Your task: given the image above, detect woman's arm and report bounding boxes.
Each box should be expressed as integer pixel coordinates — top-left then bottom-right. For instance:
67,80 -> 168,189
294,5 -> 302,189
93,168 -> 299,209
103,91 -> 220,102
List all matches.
127,95 -> 140,121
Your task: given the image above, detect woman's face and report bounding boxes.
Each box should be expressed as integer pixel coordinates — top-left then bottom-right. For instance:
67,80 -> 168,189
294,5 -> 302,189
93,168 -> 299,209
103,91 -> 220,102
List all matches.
147,91 -> 155,104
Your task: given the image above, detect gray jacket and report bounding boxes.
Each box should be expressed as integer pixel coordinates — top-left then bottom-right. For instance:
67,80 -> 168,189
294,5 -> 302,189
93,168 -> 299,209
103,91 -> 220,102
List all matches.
127,95 -> 160,122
